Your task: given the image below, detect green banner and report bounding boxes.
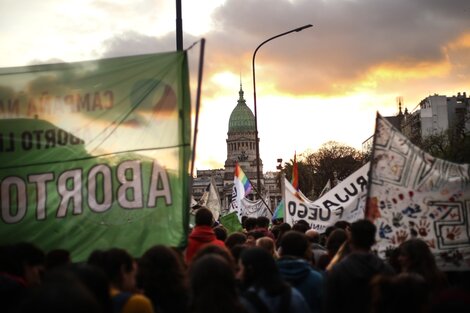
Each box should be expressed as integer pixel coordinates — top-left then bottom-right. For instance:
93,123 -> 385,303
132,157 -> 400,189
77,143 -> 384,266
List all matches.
0,52 -> 191,261
220,212 -> 243,234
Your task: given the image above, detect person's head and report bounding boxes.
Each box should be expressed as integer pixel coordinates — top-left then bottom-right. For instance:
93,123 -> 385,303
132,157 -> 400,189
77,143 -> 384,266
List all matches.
243,217 -> 257,231
349,219 -> 376,251
256,237 -> 277,258
213,225 -> 228,242
398,239 -> 434,272
68,263 -> 113,313
225,232 -> 247,250
279,230 -> 310,259
189,254 -> 243,313
292,221 -> 310,233
370,273 -> 430,313
18,269 -> 101,313
88,248 -> 136,291
138,245 -> 188,312
326,229 -> 348,255
45,249 -> 71,270
256,216 -> 270,229
305,229 -> 320,243
238,247 -> 286,294
192,244 -> 236,272
3,242 -> 45,286
139,245 -> 187,289
245,231 -> 264,247
195,207 -> 214,226
334,220 -> 351,231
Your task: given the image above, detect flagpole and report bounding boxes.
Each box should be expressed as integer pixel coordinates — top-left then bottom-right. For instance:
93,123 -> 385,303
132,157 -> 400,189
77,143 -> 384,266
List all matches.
364,111 -> 379,220
248,180 -> 273,215
189,39 -> 205,177
280,171 -> 286,221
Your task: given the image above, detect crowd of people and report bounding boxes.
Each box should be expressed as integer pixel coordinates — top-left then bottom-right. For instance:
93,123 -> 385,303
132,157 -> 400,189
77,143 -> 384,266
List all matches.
1,207 -> 469,313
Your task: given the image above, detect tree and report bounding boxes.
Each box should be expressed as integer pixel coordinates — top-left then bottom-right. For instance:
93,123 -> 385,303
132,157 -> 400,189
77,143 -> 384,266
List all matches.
283,141 -> 367,200
283,157 -> 315,198
417,129 -> 470,164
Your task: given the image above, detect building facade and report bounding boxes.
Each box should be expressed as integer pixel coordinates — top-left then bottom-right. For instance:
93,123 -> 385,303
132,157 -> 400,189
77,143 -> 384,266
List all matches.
192,85 -> 282,215
363,92 -> 470,152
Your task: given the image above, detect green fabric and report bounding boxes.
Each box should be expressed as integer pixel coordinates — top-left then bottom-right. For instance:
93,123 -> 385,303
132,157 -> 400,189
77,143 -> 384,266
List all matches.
220,212 -> 243,234
0,52 -> 191,261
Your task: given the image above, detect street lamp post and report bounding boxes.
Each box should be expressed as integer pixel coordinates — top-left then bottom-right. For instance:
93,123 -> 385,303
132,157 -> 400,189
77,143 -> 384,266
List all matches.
252,24 -> 313,196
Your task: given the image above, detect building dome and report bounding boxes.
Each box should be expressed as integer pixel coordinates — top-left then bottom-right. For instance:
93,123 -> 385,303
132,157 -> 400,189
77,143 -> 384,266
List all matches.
228,85 -> 256,132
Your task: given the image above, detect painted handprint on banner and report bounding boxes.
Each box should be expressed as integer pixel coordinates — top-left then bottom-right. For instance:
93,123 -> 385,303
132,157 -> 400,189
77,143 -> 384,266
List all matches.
425,239 -> 436,249
417,219 -> 431,237
445,226 -> 462,241
390,229 -> 408,245
392,212 -> 403,227
379,222 -> 393,239
402,204 -> 421,218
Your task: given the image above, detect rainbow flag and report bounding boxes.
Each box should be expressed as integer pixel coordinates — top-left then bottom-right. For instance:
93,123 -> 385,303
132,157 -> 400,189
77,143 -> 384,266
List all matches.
229,163 -> 252,221
235,162 -> 252,195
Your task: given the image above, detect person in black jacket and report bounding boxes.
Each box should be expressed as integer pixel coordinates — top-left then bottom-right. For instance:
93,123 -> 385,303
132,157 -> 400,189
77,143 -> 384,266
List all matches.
325,219 -> 394,313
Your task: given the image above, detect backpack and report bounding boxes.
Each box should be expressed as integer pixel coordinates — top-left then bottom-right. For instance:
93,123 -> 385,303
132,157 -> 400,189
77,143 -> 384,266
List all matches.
112,291 -> 132,313
243,287 -> 291,313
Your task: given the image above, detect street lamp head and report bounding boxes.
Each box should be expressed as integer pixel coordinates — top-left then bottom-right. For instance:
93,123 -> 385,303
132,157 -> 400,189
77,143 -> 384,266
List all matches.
294,24 -> 313,32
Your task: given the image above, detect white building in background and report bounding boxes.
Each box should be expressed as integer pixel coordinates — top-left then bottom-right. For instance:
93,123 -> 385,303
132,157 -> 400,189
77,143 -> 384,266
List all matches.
419,93 -> 469,137
363,92 -> 470,152
192,85 -> 282,213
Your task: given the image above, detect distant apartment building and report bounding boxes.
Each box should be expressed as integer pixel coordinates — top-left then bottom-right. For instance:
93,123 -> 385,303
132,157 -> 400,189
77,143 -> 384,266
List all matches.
411,92 -> 469,138
363,92 -> 470,151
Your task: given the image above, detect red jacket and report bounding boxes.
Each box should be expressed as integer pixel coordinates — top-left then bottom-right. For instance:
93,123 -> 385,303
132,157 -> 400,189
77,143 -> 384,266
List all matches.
185,225 -> 225,263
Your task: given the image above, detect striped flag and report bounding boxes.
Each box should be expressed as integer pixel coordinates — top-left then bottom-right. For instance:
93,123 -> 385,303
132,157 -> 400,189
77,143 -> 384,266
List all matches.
229,163 -> 252,221
292,152 -> 299,191
272,200 -> 285,221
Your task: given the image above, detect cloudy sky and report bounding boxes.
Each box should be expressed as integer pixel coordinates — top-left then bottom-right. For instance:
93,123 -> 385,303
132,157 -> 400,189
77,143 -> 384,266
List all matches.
1,0 -> 469,172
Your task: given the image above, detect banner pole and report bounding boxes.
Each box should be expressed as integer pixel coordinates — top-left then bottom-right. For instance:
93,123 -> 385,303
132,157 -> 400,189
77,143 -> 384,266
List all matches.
247,177 -> 273,215
364,111 -> 379,220
190,38 -> 205,178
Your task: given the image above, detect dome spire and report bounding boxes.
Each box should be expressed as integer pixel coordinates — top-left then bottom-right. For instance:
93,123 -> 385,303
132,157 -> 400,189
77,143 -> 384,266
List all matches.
238,78 -> 246,106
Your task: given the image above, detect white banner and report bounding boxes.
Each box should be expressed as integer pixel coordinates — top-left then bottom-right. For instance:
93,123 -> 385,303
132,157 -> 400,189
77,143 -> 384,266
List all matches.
199,177 -> 222,221
241,196 -> 272,219
368,114 -> 470,270
284,163 -> 369,232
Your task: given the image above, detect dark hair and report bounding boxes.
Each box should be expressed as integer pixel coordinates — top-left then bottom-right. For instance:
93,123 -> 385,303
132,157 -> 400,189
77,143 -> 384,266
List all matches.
45,249 -> 71,270
256,216 -> 270,228
399,239 -> 447,293
246,230 -> 264,241
243,217 -> 257,231
139,245 -> 188,313
350,219 -> 376,250
19,268 -> 101,313
240,247 -> 288,295
192,244 -> 236,272
334,220 -> 351,230
292,221 -> 310,233
279,231 -> 309,258
326,229 -> 348,255
213,225 -> 228,242
0,242 -> 45,277
370,273 -> 430,313
195,208 -> 213,226
68,263 -> 113,313
225,232 -> 247,250
189,254 -> 245,313
87,248 -> 134,287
